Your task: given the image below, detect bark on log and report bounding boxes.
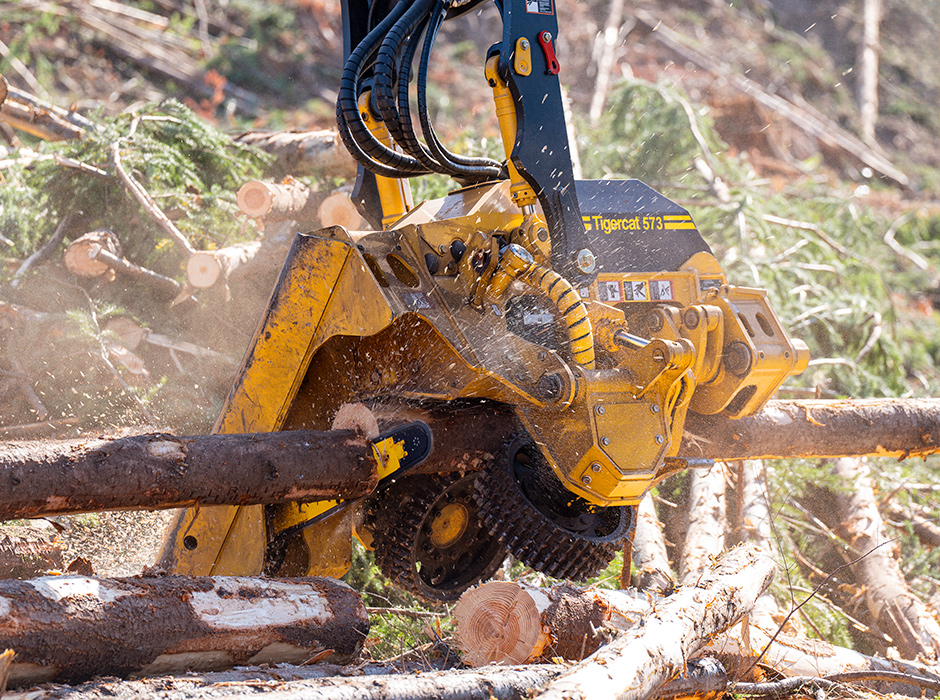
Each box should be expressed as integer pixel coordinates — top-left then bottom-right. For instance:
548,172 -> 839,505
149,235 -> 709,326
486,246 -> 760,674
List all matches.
234,130 -> 358,180
453,581 -> 654,666
0,523 -> 64,579
0,574 -> 367,686
0,429 -> 379,520
632,493 -> 675,595
236,179 -> 328,223
708,622 -> 940,696
737,460 -> 783,631
832,457 -> 940,661
678,399 -> 940,461
90,245 -> 182,297
885,503 -> 940,548
679,463 -> 727,585
536,543 -> 775,700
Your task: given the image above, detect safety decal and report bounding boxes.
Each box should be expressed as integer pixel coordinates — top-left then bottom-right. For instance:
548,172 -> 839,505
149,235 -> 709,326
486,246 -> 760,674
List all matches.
623,280 -> 648,301
650,280 -> 674,301
525,0 -> 554,14
600,279 -> 623,302
400,291 -> 433,310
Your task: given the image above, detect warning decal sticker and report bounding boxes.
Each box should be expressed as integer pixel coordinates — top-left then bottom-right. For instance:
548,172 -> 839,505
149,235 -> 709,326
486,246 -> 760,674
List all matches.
525,0 -> 554,15
624,280 -> 648,301
650,280 -> 674,301
600,280 -> 623,302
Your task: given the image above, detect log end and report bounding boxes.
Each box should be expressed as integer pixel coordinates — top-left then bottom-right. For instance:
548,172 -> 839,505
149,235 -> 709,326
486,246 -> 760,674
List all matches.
453,581 -> 542,667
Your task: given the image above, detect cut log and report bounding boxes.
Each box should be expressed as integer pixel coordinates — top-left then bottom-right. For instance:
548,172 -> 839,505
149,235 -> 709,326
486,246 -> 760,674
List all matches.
453,581 -> 654,666
318,189 -> 366,230
632,493 -> 675,595
234,130 -> 358,180
0,522 -> 64,579
186,241 -> 262,290
678,398 -> 940,462
708,621 -> 940,696
11,665 -> 563,700
737,460 -> 783,631
64,229 -> 122,279
885,502 -> 940,548
0,574 -> 368,686
536,544 -> 775,700
236,179 -> 327,223
0,429 -> 379,521
831,457 -> 940,661
679,463 -> 727,585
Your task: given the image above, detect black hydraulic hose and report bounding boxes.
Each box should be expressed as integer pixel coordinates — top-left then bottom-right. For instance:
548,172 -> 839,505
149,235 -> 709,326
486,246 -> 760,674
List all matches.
387,14 -> 450,171
416,0 -> 504,181
372,0 -> 435,141
336,0 -> 431,177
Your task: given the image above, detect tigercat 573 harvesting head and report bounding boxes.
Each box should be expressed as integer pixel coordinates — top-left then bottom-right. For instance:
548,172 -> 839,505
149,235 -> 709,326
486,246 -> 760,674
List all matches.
159,0 -> 808,601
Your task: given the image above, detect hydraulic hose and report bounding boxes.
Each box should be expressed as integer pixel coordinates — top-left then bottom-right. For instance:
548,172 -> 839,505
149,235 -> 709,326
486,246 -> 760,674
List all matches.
336,0 -> 431,177
521,263 -> 596,369
416,0 -> 504,181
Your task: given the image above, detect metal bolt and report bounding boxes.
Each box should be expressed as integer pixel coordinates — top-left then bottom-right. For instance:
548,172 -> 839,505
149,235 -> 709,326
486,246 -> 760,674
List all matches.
650,404 -> 660,414
595,405 -> 605,415
654,434 -> 665,445
600,437 -> 610,446
576,248 -> 596,274
541,31 -> 552,42
520,38 -> 530,50
537,227 -> 549,242
582,475 -> 592,485
591,462 -> 602,472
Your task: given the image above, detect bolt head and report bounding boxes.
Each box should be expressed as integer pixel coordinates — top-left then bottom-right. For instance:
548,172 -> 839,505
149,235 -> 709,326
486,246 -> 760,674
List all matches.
576,248 -> 596,274
520,38 -> 529,49
582,475 -> 592,485
541,31 -> 552,42
595,405 -> 605,415
650,404 -> 660,414
654,434 -> 665,445
591,462 -> 602,472
600,437 -> 610,446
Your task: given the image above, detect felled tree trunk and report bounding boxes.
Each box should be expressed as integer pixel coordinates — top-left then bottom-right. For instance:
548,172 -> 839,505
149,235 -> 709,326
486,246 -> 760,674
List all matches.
680,464 -> 727,585
737,460 -> 783,630
234,129 -> 358,180
186,241 -> 262,291
632,493 -> 675,595
709,622 -> 940,696
0,429 -> 379,520
64,229 -> 122,280
453,581 -> 654,666
536,544 -> 775,700
679,399 -> 940,461
236,179 -> 328,224
832,457 -> 940,661
1,574 -> 368,686
0,523 -> 64,579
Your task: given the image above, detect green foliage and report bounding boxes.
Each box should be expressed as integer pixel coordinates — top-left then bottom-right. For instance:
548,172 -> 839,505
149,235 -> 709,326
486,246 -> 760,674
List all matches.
0,100 -> 269,265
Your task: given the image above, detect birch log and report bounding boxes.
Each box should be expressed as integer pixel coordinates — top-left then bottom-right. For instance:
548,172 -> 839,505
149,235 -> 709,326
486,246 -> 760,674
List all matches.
0,575 -> 368,686
678,399 -> 940,461
453,581 -> 655,666
536,544 -> 775,700
832,457 -> 940,661
632,493 -> 674,595
679,463 -> 727,585
0,429 -> 379,520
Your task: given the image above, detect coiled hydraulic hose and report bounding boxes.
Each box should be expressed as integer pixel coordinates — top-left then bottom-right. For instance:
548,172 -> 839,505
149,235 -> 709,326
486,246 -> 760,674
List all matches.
521,263 -> 596,369
415,0 -> 504,181
336,0 -> 430,177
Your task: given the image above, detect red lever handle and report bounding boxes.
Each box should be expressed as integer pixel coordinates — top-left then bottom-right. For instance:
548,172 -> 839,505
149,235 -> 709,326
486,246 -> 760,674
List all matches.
537,30 -> 560,75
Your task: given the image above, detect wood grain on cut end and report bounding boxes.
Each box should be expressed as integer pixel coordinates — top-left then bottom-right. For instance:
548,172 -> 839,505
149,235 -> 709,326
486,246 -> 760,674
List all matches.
453,582 -> 541,667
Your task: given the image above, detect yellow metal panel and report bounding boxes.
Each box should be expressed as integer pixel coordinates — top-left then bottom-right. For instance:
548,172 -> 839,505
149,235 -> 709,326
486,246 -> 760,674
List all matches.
162,232 -> 382,576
